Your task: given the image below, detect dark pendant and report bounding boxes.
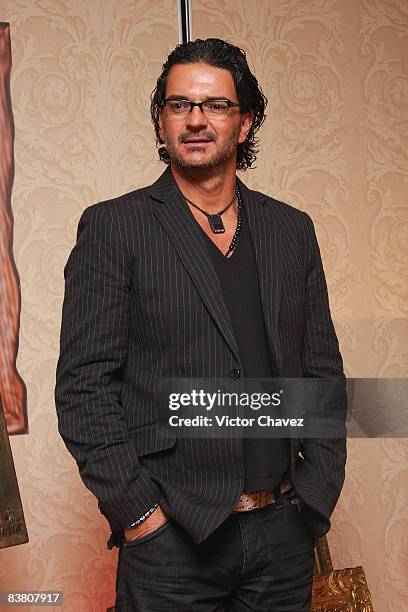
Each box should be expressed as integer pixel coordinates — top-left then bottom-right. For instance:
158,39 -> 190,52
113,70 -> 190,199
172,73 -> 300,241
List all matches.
208,214 -> 225,234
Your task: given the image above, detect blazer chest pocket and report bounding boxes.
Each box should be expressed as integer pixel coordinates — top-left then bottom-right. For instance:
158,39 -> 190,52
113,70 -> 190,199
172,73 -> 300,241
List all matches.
131,421 -> 176,457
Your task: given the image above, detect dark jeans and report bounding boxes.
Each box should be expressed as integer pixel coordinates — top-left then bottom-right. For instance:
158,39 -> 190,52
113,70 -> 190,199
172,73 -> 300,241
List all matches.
114,492 -> 315,611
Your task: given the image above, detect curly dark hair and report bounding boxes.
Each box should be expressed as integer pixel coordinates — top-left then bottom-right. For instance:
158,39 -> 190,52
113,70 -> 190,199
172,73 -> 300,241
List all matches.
150,38 -> 267,171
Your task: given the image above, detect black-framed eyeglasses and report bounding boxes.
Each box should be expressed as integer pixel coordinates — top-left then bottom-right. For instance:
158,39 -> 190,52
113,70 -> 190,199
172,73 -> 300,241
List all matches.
163,98 -> 240,116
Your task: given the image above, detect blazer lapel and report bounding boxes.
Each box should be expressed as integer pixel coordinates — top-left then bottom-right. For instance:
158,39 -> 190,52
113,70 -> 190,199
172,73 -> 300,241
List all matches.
150,167 -> 240,364
238,179 -> 283,374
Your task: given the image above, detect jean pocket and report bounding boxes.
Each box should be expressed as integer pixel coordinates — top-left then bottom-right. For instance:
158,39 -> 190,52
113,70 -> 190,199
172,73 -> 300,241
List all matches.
124,520 -> 172,548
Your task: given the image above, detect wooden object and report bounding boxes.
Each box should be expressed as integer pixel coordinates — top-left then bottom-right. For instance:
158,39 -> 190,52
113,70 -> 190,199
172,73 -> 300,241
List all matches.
0,396 -> 28,548
312,536 -> 374,611
0,22 -> 27,434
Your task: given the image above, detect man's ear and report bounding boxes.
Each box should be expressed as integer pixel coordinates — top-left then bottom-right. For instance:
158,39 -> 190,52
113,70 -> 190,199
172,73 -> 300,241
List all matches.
238,112 -> 253,144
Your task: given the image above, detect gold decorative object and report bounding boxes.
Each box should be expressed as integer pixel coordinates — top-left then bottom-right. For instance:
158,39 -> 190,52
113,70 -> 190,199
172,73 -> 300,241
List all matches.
312,536 -> 374,611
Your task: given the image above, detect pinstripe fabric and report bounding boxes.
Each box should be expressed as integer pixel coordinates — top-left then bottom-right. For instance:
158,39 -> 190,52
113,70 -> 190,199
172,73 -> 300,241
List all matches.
55,166 -> 346,544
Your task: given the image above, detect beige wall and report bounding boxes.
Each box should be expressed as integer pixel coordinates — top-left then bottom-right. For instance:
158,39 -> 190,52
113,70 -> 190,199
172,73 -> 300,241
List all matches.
1,1 -> 407,610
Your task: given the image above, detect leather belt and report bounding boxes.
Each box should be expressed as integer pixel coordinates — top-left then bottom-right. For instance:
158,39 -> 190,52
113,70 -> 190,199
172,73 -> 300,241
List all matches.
233,477 -> 293,513
233,489 -> 276,512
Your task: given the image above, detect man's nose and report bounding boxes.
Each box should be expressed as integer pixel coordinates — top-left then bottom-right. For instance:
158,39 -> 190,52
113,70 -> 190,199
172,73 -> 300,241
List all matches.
185,105 -> 208,129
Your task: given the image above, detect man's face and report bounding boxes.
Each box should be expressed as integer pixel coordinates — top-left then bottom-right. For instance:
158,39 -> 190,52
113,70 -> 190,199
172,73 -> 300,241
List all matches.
158,62 -> 252,171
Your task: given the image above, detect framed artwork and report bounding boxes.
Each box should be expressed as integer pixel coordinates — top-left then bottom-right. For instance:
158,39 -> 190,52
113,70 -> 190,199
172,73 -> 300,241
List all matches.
0,397 -> 28,548
0,22 -> 27,435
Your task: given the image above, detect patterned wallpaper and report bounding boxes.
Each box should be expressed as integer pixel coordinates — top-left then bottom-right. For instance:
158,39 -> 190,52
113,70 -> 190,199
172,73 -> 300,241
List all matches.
0,1 -> 407,611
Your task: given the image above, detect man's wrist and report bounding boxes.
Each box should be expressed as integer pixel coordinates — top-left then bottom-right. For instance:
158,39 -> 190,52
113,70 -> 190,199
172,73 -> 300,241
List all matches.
127,502 -> 159,528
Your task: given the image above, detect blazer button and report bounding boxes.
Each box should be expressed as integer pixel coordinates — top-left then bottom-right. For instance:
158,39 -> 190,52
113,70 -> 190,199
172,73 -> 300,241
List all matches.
230,368 -> 241,379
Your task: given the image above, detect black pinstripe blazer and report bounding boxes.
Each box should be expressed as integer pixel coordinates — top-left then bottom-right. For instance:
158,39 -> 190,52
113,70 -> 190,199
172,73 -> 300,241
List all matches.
55,166 -> 346,544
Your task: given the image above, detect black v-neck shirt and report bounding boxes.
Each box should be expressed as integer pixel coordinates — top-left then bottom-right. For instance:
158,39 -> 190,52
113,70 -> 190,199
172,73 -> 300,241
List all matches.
201,200 -> 290,492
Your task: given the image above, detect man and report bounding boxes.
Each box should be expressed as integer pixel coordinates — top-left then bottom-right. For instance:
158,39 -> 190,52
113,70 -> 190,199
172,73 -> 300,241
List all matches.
55,38 -> 346,611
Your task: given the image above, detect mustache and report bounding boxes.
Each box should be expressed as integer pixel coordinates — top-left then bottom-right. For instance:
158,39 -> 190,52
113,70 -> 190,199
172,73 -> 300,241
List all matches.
179,131 -> 217,143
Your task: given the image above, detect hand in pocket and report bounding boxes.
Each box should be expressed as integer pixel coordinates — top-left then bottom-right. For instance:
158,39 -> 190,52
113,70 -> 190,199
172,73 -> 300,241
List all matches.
124,505 -> 169,543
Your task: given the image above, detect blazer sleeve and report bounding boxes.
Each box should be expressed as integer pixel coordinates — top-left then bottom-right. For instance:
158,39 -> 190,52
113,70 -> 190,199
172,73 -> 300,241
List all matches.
293,213 -> 347,536
55,204 -> 160,532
